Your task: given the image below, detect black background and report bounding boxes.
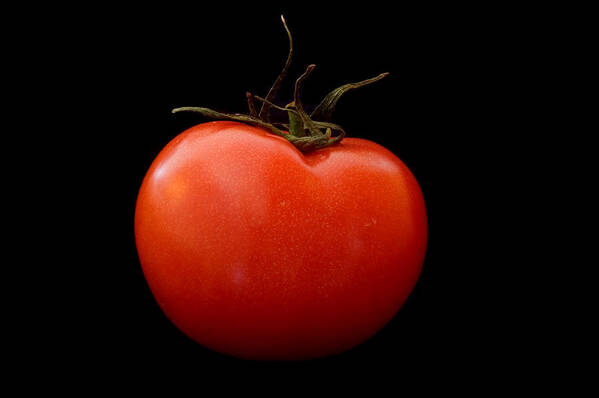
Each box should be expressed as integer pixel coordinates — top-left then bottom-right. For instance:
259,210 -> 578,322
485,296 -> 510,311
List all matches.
21,2 -> 566,384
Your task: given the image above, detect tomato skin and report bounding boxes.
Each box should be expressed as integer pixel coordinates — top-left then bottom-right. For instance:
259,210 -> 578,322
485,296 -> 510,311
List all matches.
134,121 -> 427,360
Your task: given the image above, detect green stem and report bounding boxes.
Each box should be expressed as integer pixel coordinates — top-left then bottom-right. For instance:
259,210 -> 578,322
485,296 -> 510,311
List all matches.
311,72 -> 390,121
286,103 -> 305,137
246,92 -> 258,117
254,96 -> 305,137
171,16 -> 389,153
258,15 -> 293,122
172,107 -> 287,138
292,65 -> 322,137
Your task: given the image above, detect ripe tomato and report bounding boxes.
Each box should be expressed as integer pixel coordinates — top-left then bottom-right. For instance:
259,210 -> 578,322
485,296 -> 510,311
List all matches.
134,120 -> 427,360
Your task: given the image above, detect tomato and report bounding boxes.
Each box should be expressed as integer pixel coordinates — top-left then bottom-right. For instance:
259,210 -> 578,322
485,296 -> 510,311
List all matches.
134,120 -> 427,360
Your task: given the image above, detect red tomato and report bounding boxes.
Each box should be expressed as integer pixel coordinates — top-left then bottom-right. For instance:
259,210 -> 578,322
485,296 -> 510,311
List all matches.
134,121 -> 427,360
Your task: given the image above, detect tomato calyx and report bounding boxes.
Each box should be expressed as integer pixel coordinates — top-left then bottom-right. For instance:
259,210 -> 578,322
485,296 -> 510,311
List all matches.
172,15 -> 389,153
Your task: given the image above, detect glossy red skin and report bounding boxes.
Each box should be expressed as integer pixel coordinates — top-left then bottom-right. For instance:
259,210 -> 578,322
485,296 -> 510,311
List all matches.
135,121 -> 427,360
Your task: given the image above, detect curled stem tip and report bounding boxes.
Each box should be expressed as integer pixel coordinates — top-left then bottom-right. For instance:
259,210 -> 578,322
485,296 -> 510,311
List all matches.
294,64 -> 316,111
310,71 -> 390,121
172,107 -> 190,114
258,14 -> 294,121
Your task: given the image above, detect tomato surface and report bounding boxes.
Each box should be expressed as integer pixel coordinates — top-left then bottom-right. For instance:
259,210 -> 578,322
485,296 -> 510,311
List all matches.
134,121 -> 427,360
